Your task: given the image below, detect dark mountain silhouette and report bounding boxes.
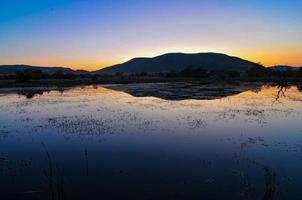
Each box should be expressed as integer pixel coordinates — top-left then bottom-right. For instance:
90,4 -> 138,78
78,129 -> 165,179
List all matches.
0,65 -> 81,75
96,53 -> 263,74
268,65 -> 301,72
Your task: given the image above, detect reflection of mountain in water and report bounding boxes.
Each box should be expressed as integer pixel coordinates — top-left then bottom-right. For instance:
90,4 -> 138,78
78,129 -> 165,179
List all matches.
3,82 -> 301,100
105,82 -> 262,100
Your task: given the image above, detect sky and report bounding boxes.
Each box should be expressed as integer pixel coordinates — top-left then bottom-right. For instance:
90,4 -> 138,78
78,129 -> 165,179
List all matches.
0,0 -> 301,71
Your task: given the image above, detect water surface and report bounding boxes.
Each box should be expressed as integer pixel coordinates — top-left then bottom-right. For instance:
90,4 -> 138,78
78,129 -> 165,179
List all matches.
0,83 -> 302,199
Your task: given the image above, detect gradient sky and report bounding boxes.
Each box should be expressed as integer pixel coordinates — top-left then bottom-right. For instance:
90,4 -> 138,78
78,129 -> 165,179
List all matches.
1,0 -> 301,71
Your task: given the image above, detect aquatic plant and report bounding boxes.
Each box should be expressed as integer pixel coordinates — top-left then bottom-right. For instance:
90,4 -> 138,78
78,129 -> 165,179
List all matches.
263,167 -> 276,200
42,143 -> 65,200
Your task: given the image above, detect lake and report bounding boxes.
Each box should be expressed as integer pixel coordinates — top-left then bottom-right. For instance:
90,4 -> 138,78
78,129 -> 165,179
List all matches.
0,82 -> 302,199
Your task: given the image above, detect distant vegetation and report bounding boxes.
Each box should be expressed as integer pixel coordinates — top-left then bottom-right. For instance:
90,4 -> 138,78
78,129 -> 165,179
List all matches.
14,69 -> 78,83
0,53 -> 301,86
10,69 -> 100,83
1,65 -> 300,85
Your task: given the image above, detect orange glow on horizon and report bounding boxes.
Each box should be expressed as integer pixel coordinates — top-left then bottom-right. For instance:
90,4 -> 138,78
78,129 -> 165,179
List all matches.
1,51 -> 301,71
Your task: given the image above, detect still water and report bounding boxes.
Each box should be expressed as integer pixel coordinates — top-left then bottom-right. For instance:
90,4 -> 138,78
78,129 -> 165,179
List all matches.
0,83 -> 302,199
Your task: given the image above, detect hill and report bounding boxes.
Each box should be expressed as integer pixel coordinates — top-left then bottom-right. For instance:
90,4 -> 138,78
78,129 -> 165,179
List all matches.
269,65 -> 301,72
0,65 -> 77,75
96,53 -> 263,74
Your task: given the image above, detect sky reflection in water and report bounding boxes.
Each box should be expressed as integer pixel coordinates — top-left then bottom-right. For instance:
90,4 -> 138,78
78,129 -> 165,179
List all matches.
0,83 -> 302,199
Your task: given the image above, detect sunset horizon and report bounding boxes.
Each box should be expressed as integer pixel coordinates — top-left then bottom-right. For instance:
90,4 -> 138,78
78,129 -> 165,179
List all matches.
1,50 -> 301,72
1,0 -> 301,71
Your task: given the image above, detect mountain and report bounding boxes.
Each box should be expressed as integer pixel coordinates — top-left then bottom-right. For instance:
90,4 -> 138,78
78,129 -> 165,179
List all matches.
0,65 -> 77,75
96,53 -> 263,74
269,65 -> 301,72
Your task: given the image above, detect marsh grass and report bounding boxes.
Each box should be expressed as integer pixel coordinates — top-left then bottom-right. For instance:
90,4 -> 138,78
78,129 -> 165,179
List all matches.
42,143 -> 65,200
263,167 -> 276,200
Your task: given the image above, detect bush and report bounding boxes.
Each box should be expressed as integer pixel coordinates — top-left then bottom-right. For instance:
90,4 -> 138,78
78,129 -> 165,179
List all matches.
140,72 -> 148,76
15,70 -> 30,83
52,70 -> 65,79
248,65 -> 267,77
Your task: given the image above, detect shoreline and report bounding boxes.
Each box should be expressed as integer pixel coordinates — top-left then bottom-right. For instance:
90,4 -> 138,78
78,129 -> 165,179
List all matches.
0,77 -> 301,89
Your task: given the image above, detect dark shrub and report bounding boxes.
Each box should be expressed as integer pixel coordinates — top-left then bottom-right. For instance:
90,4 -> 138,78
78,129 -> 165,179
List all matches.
52,70 -> 65,79
15,70 -> 30,83
140,72 -> 148,76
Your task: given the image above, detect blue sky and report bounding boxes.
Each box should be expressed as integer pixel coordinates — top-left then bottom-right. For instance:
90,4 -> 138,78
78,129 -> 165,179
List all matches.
1,0 -> 301,70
